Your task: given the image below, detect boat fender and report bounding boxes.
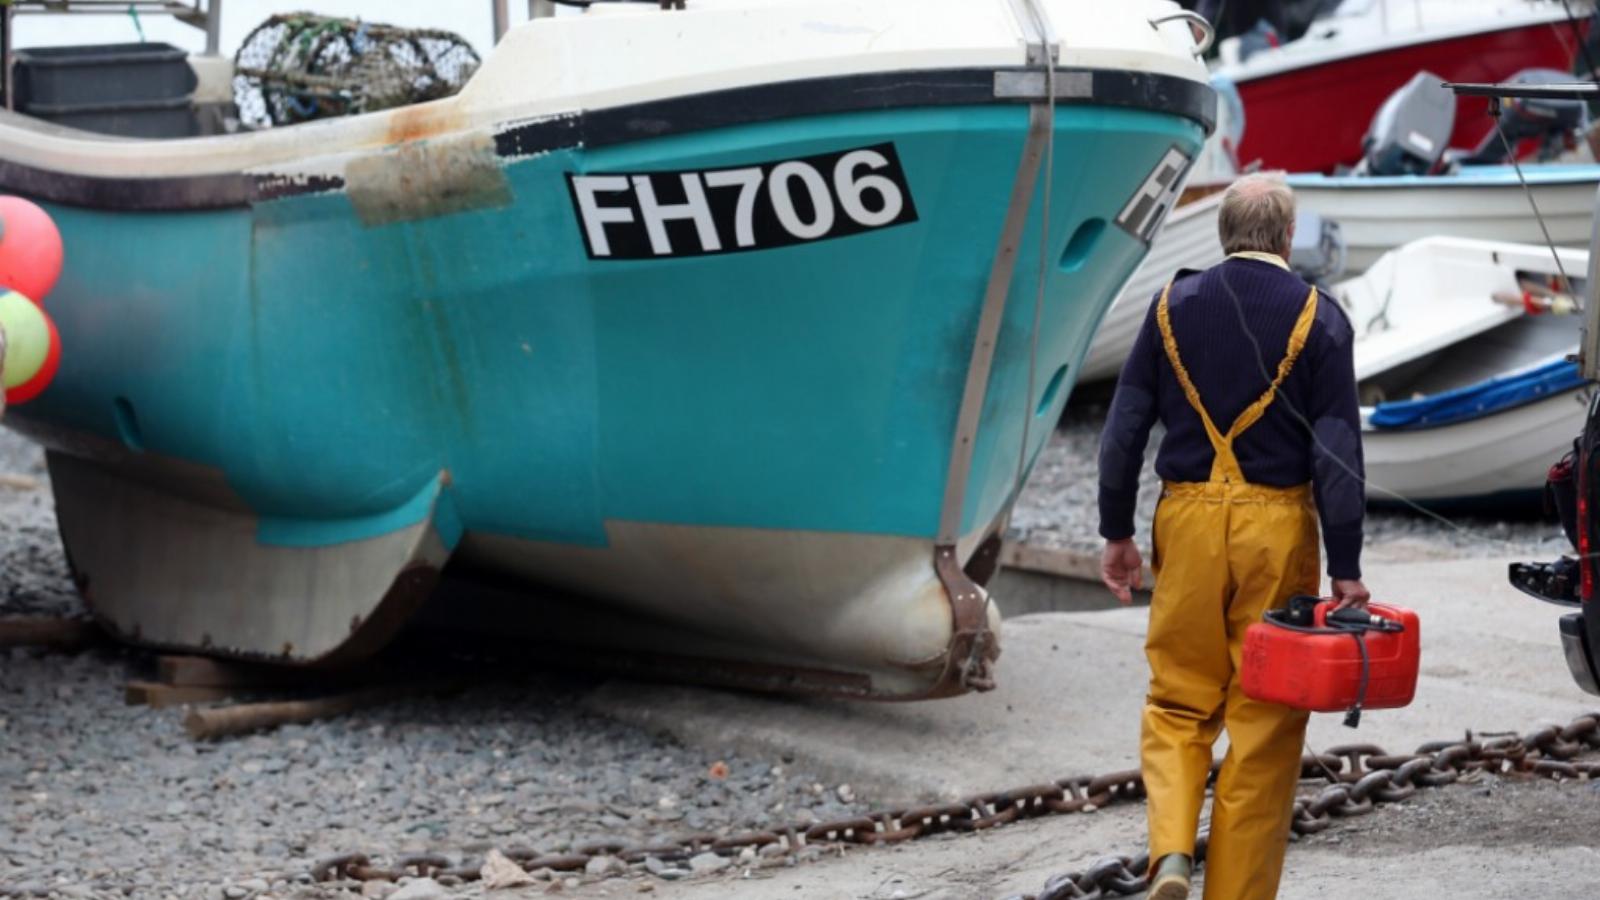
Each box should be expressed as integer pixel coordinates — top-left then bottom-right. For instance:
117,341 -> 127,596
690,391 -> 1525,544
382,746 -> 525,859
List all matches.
0,289 -> 60,405
0,196 -> 63,303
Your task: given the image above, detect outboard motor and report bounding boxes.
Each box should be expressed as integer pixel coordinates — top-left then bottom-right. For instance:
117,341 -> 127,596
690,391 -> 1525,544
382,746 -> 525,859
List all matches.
1449,68 -> 1588,166
1289,212 -> 1346,285
1356,70 -> 1454,176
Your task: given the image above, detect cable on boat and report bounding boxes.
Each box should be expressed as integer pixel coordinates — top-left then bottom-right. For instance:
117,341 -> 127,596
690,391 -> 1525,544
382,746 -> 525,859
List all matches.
1494,109 -> 1576,292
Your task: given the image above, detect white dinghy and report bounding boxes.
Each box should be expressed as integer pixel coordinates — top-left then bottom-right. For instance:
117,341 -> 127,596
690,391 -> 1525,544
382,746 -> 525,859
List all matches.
1343,237 -> 1590,505
1290,166 -> 1600,276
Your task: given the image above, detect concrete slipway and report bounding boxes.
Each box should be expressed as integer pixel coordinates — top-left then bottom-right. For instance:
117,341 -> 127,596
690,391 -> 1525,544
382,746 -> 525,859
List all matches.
562,554 -> 1600,898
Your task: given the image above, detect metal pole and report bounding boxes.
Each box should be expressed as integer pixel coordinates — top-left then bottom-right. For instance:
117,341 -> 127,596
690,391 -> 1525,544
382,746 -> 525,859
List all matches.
1,4 -> 12,112
204,0 -> 220,55
1583,181 -> 1600,380
492,0 -> 509,41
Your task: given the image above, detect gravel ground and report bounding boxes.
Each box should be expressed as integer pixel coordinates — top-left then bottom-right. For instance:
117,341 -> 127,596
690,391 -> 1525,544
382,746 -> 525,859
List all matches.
1010,400 -> 1572,565
0,430 -> 872,899
2,645 -> 871,899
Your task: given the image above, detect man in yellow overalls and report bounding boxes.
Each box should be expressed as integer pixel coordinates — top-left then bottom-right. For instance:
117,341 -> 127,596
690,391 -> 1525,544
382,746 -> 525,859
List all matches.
1097,173 -> 1369,900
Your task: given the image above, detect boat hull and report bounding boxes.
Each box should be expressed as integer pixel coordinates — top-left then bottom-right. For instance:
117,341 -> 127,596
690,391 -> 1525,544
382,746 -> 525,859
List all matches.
1234,21 -> 1579,174
12,97 -> 1206,696
1348,237 -> 1591,506
1290,169 -> 1600,275
1363,385 -> 1589,504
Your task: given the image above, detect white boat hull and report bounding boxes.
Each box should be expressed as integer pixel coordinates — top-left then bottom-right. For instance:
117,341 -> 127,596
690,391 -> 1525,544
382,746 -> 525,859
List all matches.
1351,237 -> 1591,504
1079,190 -> 1225,382
1363,386 -> 1589,503
1291,170 -> 1599,275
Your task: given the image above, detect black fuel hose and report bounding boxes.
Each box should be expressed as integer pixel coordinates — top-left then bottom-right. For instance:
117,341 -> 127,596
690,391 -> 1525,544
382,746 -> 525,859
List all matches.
1261,607 -> 1404,728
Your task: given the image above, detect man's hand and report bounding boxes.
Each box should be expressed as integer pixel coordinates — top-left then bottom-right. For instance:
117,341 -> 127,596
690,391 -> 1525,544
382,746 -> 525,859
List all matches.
1101,538 -> 1144,606
1332,578 -> 1370,611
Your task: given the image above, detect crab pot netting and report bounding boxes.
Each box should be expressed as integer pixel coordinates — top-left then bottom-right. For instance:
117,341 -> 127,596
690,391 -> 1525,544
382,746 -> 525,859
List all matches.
233,13 -> 481,128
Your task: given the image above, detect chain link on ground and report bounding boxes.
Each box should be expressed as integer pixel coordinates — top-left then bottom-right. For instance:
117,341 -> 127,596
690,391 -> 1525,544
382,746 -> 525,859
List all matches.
306,712 -> 1600,894
1003,712 -> 1600,900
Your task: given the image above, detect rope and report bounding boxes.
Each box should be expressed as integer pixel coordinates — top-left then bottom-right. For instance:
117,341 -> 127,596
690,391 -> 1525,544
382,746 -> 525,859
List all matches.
126,3 -> 144,42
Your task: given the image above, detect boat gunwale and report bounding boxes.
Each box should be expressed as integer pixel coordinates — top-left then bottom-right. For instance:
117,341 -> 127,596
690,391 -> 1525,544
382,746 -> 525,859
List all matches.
0,65 -> 1216,212
1220,6 -> 1576,85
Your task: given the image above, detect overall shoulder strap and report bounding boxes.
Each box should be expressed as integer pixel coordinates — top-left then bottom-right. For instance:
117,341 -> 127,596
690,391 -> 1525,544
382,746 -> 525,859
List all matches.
1156,280 -> 1240,481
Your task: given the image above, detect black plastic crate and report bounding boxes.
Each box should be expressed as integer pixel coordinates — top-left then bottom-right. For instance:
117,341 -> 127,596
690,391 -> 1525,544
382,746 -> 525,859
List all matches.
24,97 -> 198,139
13,42 -> 197,109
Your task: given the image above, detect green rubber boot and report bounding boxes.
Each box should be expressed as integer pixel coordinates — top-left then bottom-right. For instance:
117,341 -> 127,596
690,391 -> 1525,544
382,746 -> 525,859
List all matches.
1148,853 -> 1191,900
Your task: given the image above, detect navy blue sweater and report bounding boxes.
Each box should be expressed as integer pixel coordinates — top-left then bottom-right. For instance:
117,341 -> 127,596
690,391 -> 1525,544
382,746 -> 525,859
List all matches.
1097,257 -> 1365,579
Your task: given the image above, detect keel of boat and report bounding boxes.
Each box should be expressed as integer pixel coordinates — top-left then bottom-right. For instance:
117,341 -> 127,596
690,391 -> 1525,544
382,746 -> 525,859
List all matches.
50,451 -> 451,666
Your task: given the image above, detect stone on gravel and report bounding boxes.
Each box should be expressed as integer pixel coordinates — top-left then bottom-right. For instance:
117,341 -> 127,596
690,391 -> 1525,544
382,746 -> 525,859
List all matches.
688,852 -> 731,875
583,854 -> 626,877
481,848 -> 535,889
644,857 -> 687,880
388,879 -> 449,900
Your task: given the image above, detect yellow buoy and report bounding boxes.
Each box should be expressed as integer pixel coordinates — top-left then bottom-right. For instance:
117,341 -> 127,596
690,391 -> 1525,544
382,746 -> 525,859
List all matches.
0,288 -> 60,403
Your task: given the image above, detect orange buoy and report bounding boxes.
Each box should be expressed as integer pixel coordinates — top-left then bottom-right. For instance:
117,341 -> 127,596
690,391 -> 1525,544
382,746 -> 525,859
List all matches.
0,288 -> 61,404
0,196 -> 64,303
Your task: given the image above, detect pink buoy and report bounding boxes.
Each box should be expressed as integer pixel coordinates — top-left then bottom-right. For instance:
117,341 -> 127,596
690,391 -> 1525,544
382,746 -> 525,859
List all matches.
0,197 -> 64,303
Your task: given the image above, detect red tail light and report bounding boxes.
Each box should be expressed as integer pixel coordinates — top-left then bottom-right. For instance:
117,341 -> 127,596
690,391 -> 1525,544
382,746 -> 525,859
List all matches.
1582,490 -> 1593,602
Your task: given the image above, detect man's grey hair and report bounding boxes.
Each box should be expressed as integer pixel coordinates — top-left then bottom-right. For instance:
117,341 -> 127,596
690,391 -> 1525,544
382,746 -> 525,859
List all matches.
1218,173 -> 1295,256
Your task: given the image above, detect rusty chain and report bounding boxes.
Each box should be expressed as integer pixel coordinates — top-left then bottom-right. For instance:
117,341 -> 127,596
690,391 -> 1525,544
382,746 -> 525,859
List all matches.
308,712 -> 1600,892
1003,712 -> 1600,900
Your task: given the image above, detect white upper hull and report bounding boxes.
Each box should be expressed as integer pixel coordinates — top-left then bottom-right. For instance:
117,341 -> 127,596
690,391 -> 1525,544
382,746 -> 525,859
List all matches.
1289,169 -> 1600,275
1079,190 -> 1226,382
0,0 -> 1210,182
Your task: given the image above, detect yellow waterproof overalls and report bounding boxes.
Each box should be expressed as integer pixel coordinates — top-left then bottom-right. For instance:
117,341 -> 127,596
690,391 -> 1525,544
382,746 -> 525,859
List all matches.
1142,279 -> 1322,900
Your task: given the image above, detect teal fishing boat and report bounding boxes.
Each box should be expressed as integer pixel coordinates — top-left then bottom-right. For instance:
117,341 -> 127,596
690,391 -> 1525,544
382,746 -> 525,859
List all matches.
0,0 -> 1214,698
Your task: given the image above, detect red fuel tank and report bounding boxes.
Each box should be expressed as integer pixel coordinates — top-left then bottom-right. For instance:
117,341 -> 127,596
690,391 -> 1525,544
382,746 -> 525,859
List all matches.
1241,601 -> 1420,713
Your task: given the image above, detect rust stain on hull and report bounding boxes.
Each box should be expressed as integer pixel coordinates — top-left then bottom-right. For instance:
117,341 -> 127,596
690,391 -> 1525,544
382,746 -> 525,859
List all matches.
345,129 -> 512,226
385,102 -> 465,145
